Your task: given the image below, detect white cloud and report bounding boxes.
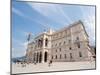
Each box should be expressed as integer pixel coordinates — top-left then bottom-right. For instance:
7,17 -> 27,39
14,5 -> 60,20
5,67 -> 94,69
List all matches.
12,39 -> 27,57
27,2 -> 72,26
12,47 -> 26,58
12,7 -> 25,17
55,5 -> 72,24
28,3 -> 58,17
23,41 -> 28,49
84,15 -> 95,46
80,6 -> 95,46
12,7 -> 51,30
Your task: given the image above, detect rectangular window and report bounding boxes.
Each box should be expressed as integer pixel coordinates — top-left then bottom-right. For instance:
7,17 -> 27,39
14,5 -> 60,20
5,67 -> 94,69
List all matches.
60,54 -> 62,59
52,45 -> 53,47
59,42 -> 61,46
56,55 -> 57,59
69,40 -> 71,43
52,56 -> 53,59
64,54 -> 66,59
56,49 -> 57,52
59,48 -> 61,51
70,53 -> 72,59
55,43 -> 57,47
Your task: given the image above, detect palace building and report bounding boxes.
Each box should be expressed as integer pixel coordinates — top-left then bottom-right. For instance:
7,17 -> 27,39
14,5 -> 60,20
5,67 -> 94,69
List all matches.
26,20 -> 94,63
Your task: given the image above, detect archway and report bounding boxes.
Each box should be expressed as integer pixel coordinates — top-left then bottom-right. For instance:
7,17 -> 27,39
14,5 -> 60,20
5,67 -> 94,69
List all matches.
39,52 -> 42,63
44,52 -> 48,62
36,53 -> 39,63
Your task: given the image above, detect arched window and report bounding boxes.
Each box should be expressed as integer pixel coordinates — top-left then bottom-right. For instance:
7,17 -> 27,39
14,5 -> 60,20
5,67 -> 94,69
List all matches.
45,38 -> 48,47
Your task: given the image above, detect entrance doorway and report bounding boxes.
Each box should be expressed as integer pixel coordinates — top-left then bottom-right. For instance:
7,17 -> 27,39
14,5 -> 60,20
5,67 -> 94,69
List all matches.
39,52 -> 42,63
44,52 -> 48,62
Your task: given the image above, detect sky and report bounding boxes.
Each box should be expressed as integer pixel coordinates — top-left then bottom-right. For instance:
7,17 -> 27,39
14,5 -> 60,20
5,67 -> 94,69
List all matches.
12,0 -> 96,58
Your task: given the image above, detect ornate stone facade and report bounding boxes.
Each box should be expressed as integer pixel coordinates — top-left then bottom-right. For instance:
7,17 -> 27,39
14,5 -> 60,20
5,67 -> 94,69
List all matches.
26,20 -> 93,63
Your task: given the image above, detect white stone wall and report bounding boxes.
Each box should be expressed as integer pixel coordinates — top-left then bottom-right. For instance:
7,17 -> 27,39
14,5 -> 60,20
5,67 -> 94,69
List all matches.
51,21 -> 90,62
26,21 -> 93,63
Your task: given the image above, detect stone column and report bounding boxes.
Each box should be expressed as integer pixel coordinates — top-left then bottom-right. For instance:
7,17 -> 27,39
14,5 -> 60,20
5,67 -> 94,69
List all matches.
37,52 -> 39,63
36,53 -> 37,63
42,36 -> 45,63
42,51 -> 44,63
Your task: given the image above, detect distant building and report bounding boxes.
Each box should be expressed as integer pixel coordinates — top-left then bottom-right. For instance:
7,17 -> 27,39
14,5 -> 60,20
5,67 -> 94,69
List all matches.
26,20 -> 94,63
